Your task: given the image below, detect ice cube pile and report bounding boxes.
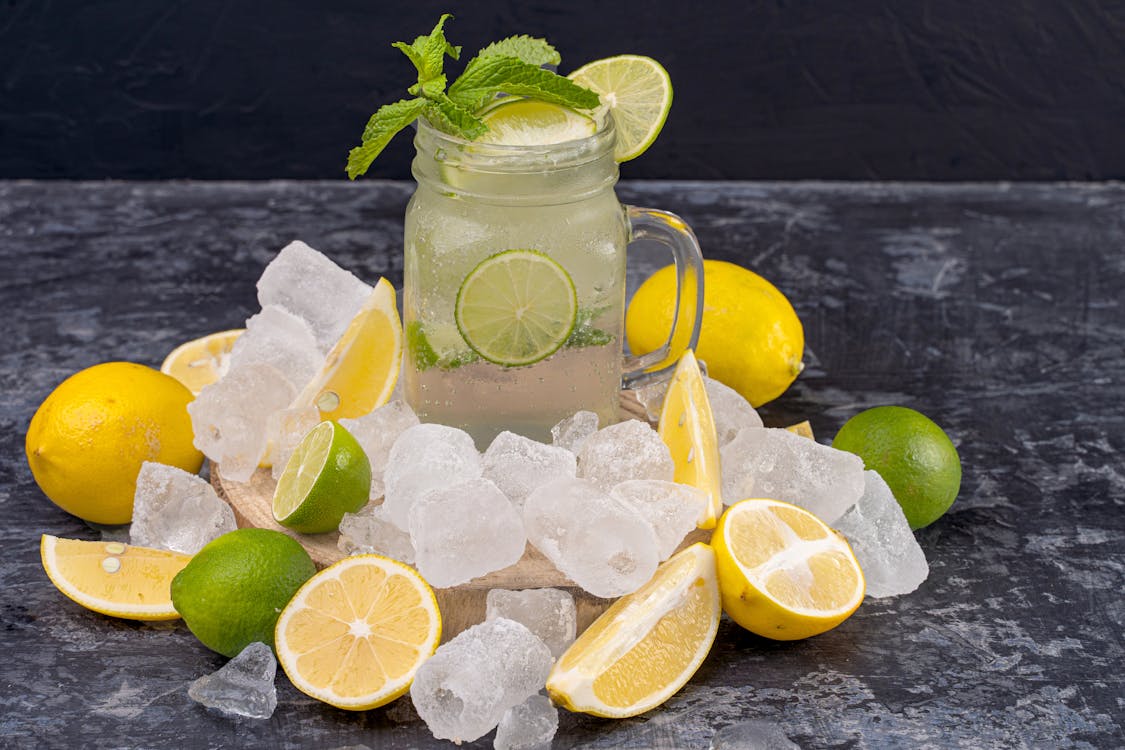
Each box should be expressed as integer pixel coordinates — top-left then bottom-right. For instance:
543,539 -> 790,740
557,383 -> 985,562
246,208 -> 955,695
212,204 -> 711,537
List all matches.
187,240 -> 373,483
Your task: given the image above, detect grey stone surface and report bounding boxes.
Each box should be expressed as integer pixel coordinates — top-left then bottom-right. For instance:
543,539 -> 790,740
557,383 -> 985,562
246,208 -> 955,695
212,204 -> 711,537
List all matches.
1,180 -> 1122,748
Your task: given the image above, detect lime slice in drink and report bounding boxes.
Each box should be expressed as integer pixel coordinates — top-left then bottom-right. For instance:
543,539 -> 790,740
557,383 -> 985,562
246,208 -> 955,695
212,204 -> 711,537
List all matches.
455,249 -> 578,367
568,55 -> 673,162
272,421 -> 371,534
477,98 -> 598,146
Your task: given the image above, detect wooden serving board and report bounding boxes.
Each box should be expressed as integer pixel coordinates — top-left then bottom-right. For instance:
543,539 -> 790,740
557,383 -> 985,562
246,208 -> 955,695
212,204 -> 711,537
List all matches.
210,391 -> 711,641
212,469 -> 710,642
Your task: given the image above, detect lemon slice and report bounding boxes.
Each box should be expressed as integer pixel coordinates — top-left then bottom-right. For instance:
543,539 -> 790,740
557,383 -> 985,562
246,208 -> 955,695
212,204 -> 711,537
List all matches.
658,350 -> 723,529
273,421 -> 371,534
159,329 -> 243,395
568,55 -> 673,162
275,554 -> 442,711
295,278 -> 402,420
455,249 -> 577,367
546,542 -> 719,718
713,499 -> 865,640
477,98 -> 597,146
40,535 -> 192,621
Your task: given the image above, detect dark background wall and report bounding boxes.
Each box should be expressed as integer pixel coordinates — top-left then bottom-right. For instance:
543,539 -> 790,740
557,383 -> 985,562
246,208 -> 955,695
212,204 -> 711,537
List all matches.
2,0 -> 1123,181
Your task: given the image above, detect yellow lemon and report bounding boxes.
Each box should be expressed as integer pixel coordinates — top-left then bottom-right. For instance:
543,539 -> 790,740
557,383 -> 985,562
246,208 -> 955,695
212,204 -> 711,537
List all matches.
658,350 -> 723,529
159,329 -> 243,395
627,260 -> 804,407
41,534 -> 192,621
713,498 -> 864,640
275,554 -> 442,710
26,362 -> 203,525
547,543 -> 720,718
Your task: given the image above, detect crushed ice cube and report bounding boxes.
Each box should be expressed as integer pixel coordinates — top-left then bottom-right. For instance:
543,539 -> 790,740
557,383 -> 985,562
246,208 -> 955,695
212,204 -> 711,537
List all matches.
188,362 -> 297,482
338,504 -> 415,564
130,462 -> 237,555
256,240 -> 372,352
720,428 -> 864,524
610,479 -> 707,560
229,305 -> 322,389
577,419 -> 674,490
188,641 -> 277,720
709,719 -> 800,750
339,400 -> 420,499
265,405 -> 321,480
409,478 -> 526,588
704,376 -> 764,446
486,588 -> 576,659
834,470 -> 929,598
483,431 -> 577,509
381,423 -> 482,529
494,693 -> 558,750
550,410 -> 600,454
410,618 -> 553,744
524,478 -> 659,598
630,379 -> 668,422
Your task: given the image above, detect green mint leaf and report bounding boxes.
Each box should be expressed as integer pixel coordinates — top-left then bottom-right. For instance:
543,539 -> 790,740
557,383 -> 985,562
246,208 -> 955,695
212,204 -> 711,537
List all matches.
423,96 -> 488,140
448,56 -> 601,113
391,40 -> 427,75
420,14 -> 459,80
478,35 -> 561,67
347,98 -> 428,179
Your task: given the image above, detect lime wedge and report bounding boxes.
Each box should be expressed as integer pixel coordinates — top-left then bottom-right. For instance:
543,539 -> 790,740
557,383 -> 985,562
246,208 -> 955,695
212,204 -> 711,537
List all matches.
567,55 -> 673,162
477,98 -> 597,146
273,421 -> 371,534
455,249 -> 578,367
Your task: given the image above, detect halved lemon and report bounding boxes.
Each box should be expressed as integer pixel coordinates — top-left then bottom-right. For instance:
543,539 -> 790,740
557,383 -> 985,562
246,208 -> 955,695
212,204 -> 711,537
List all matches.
294,278 -> 402,420
477,98 -> 597,146
658,350 -> 723,529
546,542 -> 719,718
454,249 -> 577,367
40,534 -> 192,621
568,55 -> 673,162
159,329 -> 243,395
274,554 -> 441,711
713,499 -> 865,640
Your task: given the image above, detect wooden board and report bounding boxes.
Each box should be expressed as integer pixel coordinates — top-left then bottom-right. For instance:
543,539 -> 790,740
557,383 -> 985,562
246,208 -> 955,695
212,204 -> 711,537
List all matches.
209,390 -> 710,641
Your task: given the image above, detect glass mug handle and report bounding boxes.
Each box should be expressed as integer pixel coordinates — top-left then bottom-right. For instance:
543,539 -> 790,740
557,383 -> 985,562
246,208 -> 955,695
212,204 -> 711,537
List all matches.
621,205 -> 705,389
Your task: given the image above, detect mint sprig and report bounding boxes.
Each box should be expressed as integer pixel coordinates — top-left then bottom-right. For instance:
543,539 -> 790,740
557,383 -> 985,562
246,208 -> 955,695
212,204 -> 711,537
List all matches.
346,14 -> 600,179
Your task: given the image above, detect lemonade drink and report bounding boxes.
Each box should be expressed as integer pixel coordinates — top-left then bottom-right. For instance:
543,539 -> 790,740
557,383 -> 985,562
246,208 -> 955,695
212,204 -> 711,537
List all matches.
404,107 -> 627,443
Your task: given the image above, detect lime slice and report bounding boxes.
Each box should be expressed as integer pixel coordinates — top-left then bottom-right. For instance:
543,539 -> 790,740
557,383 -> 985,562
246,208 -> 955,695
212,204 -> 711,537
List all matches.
455,249 -> 578,367
568,55 -> 673,162
476,98 -> 598,146
272,421 -> 371,534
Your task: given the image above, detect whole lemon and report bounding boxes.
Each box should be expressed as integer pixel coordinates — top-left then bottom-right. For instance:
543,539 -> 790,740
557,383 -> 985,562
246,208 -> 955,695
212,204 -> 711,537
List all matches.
171,528 -> 316,656
626,260 -> 804,407
26,361 -> 203,525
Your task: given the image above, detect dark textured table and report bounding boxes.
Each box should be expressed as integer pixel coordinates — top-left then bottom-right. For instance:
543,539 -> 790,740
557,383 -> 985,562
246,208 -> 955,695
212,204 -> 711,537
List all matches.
2,181 -> 1122,750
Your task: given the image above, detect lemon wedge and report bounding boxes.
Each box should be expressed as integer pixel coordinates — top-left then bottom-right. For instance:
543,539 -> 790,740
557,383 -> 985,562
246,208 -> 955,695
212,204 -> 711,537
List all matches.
295,278 -> 402,420
41,535 -> 192,621
547,542 -> 719,718
658,350 -> 723,529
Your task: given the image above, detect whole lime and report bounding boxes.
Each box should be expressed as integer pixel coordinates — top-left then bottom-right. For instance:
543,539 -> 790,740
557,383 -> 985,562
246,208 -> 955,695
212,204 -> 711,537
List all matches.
171,528 -> 316,656
831,406 -> 961,529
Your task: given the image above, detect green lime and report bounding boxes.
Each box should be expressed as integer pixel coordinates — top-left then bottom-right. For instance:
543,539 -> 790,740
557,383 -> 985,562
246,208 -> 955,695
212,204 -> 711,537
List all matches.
831,406 -> 962,530
567,55 -> 673,162
455,249 -> 578,367
170,528 -> 316,656
273,421 -> 371,534
477,98 -> 597,145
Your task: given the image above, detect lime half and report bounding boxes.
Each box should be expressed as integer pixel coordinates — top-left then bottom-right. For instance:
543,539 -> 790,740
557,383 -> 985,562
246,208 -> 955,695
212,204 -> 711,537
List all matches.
455,249 -> 578,367
477,98 -> 597,146
273,421 -> 371,534
568,55 -> 673,162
